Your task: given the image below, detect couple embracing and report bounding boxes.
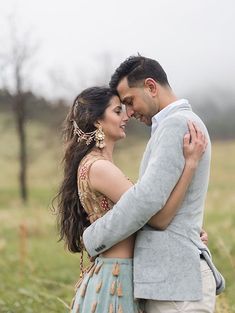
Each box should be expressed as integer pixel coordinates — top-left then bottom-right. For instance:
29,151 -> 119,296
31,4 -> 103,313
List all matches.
55,55 -> 225,313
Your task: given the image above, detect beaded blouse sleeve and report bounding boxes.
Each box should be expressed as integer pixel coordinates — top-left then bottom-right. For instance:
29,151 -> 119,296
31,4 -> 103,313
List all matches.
77,155 -> 114,224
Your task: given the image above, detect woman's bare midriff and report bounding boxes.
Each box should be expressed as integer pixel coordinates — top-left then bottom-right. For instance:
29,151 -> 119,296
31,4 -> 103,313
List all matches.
100,234 -> 136,259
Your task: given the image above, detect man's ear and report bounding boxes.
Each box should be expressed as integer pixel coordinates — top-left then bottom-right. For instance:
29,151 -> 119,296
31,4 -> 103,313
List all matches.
144,78 -> 158,96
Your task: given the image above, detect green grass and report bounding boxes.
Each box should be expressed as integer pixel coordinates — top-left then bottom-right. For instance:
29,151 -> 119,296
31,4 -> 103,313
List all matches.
0,113 -> 234,312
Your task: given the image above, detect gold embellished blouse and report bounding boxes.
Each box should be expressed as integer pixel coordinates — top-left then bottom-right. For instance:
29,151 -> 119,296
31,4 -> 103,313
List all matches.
77,154 -> 114,224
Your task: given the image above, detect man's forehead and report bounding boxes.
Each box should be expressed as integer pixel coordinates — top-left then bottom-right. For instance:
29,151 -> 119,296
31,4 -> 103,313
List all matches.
117,81 -> 132,102
117,77 -> 129,93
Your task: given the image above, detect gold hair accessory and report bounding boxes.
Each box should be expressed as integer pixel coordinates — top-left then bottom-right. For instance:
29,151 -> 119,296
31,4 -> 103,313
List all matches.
95,125 -> 105,149
72,120 -> 96,145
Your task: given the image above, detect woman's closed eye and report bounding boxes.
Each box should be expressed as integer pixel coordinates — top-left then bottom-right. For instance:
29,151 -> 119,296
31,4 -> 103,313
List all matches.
114,106 -> 122,115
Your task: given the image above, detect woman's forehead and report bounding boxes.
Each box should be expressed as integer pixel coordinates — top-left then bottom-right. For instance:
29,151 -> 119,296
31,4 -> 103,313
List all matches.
108,95 -> 121,107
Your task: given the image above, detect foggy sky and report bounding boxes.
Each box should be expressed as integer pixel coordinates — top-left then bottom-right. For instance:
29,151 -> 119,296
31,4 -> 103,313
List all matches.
0,0 -> 235,100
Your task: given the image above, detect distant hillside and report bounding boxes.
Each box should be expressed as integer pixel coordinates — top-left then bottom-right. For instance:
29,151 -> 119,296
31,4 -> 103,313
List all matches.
189,89 -> 235,140
1,88 -> 234,140
0,90 -> 68,130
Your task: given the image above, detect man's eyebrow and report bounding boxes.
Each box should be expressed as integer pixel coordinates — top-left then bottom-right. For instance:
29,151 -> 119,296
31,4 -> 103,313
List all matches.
122,96 -> 131,103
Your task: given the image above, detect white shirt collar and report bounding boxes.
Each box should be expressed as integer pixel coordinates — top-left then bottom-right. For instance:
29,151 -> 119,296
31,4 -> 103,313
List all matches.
151,99 -> 189,136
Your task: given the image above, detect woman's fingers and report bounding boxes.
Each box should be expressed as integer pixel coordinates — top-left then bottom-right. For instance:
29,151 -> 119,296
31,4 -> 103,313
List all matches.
190,121 -> 207,145
187,120 -> 196,143
186,120 -> 208,155
193,122 -> 208,150
193,122 -> 203,141
200,229 -> 208,245
183,133 -> 190,147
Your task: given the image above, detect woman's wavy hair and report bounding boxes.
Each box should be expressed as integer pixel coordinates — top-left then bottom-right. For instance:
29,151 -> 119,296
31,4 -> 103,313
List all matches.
53,86 -> 114,253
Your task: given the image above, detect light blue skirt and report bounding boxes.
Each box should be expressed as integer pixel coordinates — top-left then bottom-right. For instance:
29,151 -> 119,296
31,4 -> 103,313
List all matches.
70,257 -> 144,313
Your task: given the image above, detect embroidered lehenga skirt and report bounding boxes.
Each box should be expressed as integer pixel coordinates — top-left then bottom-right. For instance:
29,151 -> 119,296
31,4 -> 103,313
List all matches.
70,257 -> 144,313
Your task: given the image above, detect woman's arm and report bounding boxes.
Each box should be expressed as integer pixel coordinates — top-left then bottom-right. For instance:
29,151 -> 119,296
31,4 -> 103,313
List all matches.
89,121 -> 207,231
88,159 -> 133,204
148,121 -> 207,230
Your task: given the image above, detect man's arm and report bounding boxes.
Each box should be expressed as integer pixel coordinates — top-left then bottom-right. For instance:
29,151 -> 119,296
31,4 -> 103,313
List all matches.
148,121 -> 207,229
83,116 -> 187,256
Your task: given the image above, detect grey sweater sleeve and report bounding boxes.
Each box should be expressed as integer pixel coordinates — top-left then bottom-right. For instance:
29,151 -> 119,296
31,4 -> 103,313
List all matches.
83,116 -> 188,256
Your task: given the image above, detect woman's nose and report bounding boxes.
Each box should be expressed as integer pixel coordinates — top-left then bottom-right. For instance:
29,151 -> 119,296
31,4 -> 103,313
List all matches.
122,110 -> 129,121
125,106 -> 134,118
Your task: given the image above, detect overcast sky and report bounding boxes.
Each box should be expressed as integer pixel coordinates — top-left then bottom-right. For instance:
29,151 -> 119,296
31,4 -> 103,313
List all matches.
0,0 -> 235,101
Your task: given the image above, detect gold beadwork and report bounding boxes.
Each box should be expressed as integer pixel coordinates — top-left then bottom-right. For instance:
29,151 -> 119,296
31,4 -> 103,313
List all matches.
86,263 -> 96,273
79,249 -> 84,278
96,280 -> 102,293
77,154 -> 114,228
75,304 -> 80,313
94,261 -> 103,274
118,304 -> 124,313
112,263 -> 120,276
109,303 -> 114,313
74,277 -> 83,291
88,264 -> 96,278
117,282 -> 123,297
80,283 -> 87,297
72,120 -> 96,145
70,296 -> 75,309
91,301 -> 97,313
110,280 -> 116,295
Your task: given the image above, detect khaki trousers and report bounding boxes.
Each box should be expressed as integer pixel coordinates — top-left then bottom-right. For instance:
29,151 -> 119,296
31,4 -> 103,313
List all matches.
145,259 -> 216,313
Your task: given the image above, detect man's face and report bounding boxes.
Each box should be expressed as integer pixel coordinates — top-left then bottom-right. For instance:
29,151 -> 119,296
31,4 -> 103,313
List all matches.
117,77 -> 158,126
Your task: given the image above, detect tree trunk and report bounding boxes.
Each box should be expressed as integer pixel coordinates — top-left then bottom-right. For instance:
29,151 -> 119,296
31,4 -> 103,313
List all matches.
13,92 -> 27,203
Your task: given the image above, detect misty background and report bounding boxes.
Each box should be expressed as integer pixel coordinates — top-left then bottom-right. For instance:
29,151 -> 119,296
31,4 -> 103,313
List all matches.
0,1 -> 235,312
0,0 -> 235,140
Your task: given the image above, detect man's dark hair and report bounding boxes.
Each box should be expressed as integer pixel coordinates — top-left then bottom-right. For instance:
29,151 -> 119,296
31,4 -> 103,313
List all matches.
109,55 -> 170,92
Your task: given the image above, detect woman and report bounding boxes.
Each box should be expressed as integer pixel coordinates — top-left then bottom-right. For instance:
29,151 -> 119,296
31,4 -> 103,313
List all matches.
55,86 -> 207,313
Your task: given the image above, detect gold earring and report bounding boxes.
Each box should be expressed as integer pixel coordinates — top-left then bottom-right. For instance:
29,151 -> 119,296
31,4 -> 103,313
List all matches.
95,125 -> 105,149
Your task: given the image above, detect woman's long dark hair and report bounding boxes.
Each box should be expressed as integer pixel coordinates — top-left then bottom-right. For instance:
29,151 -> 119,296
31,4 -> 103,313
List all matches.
54,87 -> 114,253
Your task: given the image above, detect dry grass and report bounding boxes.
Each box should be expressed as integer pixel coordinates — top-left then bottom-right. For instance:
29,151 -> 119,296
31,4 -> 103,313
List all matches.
0,114 -> 234,312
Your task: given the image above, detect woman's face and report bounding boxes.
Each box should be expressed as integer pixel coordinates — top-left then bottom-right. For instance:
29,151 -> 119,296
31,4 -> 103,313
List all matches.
100,96 -> 129,142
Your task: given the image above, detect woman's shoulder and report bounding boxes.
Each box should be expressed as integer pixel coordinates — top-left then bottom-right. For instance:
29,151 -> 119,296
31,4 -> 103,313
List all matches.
78,152 -> 128,191
77,153 -> 116,184
78,153 -> 105,173
89,157 -> 123,178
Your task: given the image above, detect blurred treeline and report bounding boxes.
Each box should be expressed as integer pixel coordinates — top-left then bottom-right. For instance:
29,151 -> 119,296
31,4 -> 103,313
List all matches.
1,87 -> 234,140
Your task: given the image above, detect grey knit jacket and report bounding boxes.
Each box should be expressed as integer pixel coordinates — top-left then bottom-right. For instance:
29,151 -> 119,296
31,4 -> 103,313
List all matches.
83,103 -> 225,301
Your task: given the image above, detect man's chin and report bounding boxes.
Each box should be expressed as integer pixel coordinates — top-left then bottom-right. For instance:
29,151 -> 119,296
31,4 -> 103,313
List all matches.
135,115 -> 152,126
141,117 -> 152,126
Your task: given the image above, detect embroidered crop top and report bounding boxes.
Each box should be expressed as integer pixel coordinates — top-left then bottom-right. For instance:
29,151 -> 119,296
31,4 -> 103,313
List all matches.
77,154 -> 114,224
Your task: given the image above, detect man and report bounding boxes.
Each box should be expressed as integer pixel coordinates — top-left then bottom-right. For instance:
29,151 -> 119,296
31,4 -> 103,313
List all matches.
83,56 -> 224,312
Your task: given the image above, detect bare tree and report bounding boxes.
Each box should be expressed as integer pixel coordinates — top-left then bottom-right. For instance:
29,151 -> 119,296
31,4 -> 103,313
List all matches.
0,16 -> 38,203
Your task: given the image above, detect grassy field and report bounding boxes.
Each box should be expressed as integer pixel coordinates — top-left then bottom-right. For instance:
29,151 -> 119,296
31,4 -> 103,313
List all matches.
0,113 -> 234,312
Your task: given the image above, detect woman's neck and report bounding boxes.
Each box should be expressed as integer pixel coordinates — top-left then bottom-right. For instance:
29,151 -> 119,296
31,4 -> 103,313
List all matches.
92,140 -> 114,162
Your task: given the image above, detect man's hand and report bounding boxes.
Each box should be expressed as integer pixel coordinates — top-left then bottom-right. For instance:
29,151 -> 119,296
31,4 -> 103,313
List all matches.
200,228 -> 208,245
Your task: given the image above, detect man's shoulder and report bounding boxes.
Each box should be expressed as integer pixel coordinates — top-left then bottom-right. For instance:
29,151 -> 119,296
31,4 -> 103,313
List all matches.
156,110 -> 210,144
158,108 -> 205,131
155,112 -> 189,134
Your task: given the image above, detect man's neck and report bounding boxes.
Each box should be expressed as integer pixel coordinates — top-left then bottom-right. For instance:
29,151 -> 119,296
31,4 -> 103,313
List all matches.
158,89 -> 178,112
